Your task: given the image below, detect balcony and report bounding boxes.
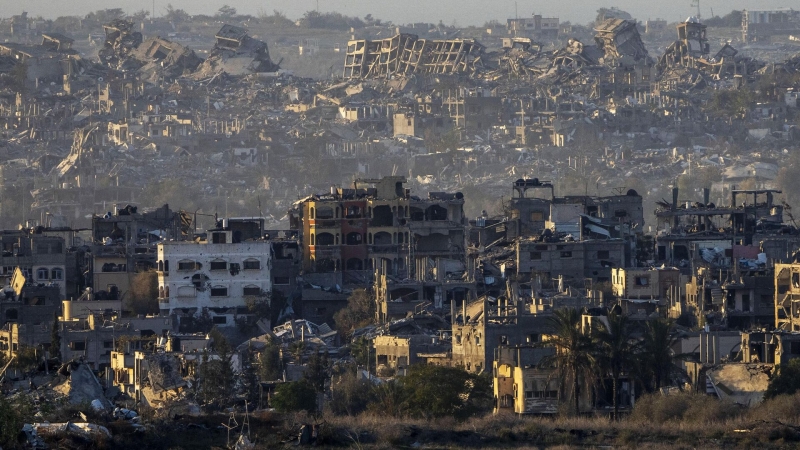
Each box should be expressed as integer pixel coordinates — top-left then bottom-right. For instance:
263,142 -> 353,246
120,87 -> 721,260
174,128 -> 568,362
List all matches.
310,246 -> 341,259
370,244 -> 409,254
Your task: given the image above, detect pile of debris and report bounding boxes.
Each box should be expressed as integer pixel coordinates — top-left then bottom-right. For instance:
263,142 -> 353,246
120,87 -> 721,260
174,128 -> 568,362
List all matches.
193,25 -> 281,79
129,37 -> 203,83
97,19 -> 143,68
53,361 -> 113,409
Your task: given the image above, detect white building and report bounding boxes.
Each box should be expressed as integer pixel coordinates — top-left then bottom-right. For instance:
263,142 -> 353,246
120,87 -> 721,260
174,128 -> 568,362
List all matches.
157,227 -> 271,327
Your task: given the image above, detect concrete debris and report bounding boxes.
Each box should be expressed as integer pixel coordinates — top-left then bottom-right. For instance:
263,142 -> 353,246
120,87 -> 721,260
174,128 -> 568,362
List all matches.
706,364 -> 770,407
113,407 -> 139,420
97,19 -> 143,68
344,34 -> 485,78
144,353 -> 187,394
593,19 -> 651,65
53,361 -> 113,409
23,422 -> 112,445
129,37 -> 203,83
192,25 -> 280,78
0,9 -> 799,427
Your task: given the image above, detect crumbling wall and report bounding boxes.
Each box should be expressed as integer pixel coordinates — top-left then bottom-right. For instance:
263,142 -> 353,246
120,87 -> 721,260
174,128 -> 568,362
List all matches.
343,35 -> 485,79
145,353 -> 185,392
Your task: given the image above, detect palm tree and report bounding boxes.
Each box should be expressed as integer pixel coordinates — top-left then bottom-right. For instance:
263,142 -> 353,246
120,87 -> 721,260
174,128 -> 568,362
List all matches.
289,340 -> 307,364
543,308 -> 598,415
641,318 -> 677,391
594,312 -> 638,420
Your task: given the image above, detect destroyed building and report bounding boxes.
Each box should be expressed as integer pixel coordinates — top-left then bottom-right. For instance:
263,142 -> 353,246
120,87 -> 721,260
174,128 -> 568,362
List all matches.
742,9 -> 800,43
343,34 -> 485,78
593,19 -> 651,66
0,270 -> 61,356
129,37 -> 203,82
57,296 -> 173,370
91,204 -> 188,302
193,24 -> 280,77
290,176 -> 466,282
98,19 -> 143,68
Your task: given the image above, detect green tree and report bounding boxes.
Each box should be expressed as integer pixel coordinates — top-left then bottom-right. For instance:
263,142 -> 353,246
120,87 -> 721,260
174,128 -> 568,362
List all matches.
271,381 -> 317,413
240,353 -> 260,405
0,396 -> 27,448
128,9 -> 150,23
369,380 -> 406,417
303,350 -> 329,392
400,365 -> 491,420
288,340 -> 307,363
164,4 -> 191,23
257,9 -> 295,28
258,339 -> 282,381
710,89 -> 753,119
198,330 -> 235,407
765,358 -> 800,399
542,308 -> 598,415
641,318 -> 678,391
329,365 -> 374,416
50,311 -> 61,361
83,8 -> 125,27
216,5 -> 237,19
705,11 -> 743,28
13,345 -> 39,377
351,337 -> 375,372
424,128 -> 460,154
594,312 -> 638,420
333,289 -> 375,339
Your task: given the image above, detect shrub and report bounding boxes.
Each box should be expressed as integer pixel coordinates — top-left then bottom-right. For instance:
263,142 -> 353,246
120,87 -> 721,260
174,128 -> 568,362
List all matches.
329,369 -> 374,416
632,392 -> 740,424
400,365 -> 492,420
272,381 -> 318,413
765,358 -> 800,399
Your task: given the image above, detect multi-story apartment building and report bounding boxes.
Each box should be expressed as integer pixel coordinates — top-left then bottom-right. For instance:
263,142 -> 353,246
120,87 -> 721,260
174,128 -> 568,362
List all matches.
290,176 -> 466,284
157,221 -> 271,328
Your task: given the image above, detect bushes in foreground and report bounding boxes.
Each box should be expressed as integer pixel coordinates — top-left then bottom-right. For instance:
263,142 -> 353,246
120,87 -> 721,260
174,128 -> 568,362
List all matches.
328,364 -> 491,420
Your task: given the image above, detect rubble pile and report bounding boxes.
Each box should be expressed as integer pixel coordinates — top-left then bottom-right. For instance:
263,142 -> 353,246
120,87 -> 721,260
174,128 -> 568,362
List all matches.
53,361 -> 113,409
97,19 -> 143,68
193,24 -> 281,79
130,37 -> 203,82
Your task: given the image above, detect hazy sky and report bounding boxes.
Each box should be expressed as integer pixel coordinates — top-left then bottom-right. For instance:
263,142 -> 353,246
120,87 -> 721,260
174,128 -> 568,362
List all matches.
4,0 -> 796,26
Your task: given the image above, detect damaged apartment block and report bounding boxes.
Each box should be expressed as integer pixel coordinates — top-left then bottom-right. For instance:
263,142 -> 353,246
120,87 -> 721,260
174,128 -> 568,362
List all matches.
344,34 -> 484,78
290,176 -> 470,321
193,24 -> 280,77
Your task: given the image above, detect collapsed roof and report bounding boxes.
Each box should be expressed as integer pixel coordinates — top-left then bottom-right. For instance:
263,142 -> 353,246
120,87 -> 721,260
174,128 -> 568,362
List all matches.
192,24 -> 280,78
593,19 -> 651,65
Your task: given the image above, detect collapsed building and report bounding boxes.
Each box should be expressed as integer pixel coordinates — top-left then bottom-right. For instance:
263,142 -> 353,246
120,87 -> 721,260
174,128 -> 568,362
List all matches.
193,25 -> 280,78
593,18 -> 651,65
343,34 -> 485,78
128,37 -> 203,82
98,19 -> 143,68
653,187 -> 800,329
657,18 -> 763,81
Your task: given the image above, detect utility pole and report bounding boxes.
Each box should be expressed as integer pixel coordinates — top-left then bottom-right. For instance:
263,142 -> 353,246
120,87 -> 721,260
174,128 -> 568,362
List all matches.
690,0 -> 701,20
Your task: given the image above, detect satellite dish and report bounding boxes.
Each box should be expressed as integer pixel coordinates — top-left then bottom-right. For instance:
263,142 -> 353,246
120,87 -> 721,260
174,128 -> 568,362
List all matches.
97,77 -> 104,82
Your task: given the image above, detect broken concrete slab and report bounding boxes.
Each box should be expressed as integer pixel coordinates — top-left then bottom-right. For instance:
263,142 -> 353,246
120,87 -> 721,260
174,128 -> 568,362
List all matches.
53,361 -> 113,409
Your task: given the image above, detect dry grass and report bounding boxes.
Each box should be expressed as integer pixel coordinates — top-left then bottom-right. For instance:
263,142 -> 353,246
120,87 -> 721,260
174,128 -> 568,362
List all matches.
306,393 -> 800,449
